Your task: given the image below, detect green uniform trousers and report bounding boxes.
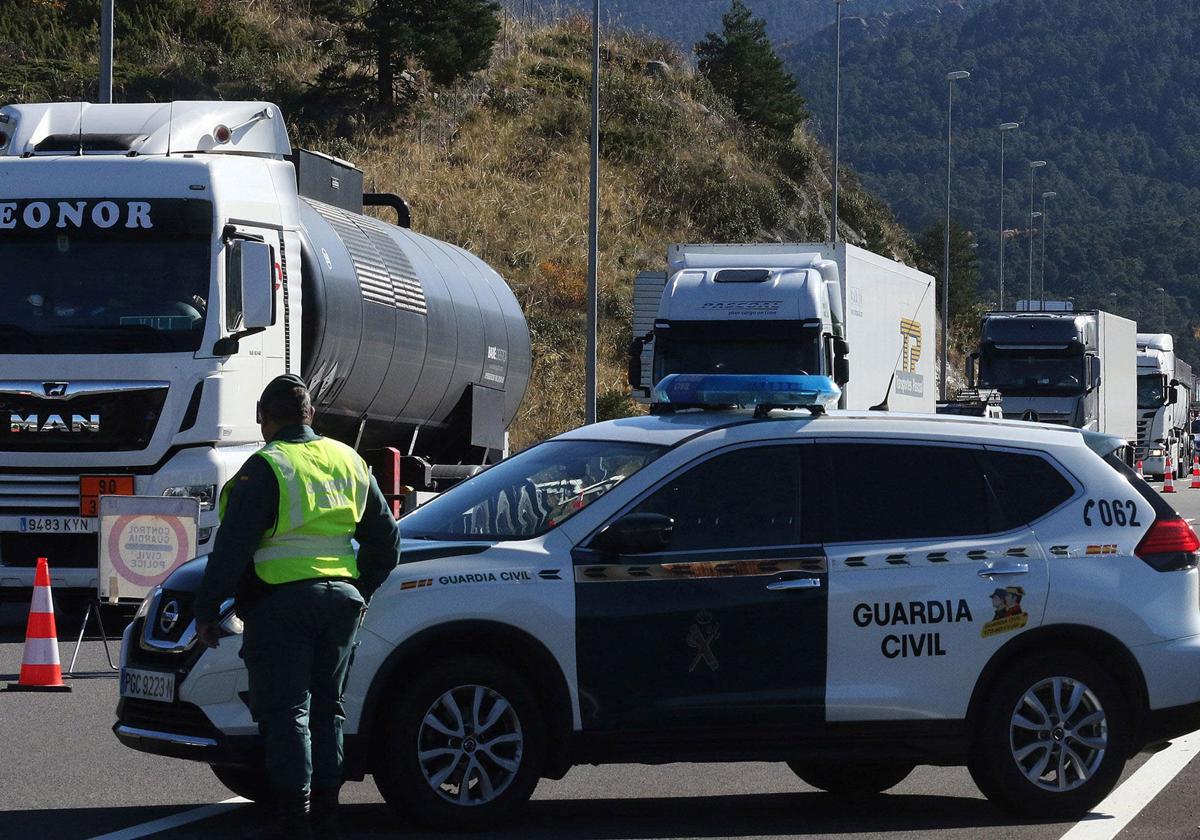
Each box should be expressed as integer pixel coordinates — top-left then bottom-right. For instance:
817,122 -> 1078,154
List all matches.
240,579 -> 364,796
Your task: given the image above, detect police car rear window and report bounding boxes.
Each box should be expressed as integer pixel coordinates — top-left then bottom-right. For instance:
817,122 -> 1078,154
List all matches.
824,443 -> 992,542
982,450 -> 1075,527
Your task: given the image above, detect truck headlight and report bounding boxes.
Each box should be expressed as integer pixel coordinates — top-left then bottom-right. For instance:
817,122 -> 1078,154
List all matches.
162,484 -> 217,511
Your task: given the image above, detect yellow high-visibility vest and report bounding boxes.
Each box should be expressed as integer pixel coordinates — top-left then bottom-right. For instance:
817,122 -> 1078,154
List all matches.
220,436 -> 369,584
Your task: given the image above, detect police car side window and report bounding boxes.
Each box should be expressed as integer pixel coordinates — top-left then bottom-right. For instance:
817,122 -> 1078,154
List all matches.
982,450 -> 1075,527
824,443 -> 991,542
630,445 -> 802,552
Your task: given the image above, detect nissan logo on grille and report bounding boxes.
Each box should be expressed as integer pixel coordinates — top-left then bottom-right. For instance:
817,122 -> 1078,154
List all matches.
159,600 -> 181,635
10,413 -> 100,433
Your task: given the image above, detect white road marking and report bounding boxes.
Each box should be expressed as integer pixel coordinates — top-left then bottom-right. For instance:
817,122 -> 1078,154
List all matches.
1058,728 -> 1200,840
87,797 -> 249,840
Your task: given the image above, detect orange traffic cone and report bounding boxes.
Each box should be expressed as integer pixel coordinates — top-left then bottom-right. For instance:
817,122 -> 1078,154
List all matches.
1136,459 -> 1145,479
1190,455 -> 1200,489
1163,457 -> 1177,494
6,557 -> 70,692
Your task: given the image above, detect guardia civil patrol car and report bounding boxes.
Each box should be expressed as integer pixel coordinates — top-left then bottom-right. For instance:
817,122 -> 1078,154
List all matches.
115,374 -> 1200,828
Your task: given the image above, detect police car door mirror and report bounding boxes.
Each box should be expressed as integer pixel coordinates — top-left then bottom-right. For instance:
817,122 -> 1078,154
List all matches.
591,513 -> 674,556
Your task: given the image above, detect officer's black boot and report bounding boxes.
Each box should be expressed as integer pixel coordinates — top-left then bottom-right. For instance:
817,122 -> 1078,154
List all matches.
310,787 -> 342,840
248,791 -> 313,840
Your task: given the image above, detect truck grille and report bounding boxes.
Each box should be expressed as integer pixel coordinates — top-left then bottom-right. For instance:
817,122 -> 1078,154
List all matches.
0,473 -> 80,514
1136,410 -> 1156,444
0,387 -> 167,451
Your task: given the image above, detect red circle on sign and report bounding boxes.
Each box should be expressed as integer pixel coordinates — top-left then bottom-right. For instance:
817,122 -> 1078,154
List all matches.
107,515 -> 190,587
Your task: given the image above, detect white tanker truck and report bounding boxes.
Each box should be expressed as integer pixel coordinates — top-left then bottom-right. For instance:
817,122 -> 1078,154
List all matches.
0,100 -> 531,594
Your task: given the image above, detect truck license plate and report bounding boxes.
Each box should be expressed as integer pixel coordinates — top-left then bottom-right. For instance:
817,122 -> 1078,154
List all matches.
19,516 -> 95,534
120,668 -> 176,703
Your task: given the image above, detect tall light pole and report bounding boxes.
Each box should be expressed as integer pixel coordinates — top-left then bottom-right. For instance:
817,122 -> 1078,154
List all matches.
997,122 -> 1019,309
1027,160 -> 1047,309
1039,190 -> 1056,309
831,0 -> 852,243
585,0 -> 600,424
100,0 -> 114,103
1157,287 -> 1167,331
942,70 -> 969,399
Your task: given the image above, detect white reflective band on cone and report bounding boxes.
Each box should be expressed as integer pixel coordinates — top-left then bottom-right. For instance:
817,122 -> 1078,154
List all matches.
31,585 -> 53,614
22,636 -> 61,666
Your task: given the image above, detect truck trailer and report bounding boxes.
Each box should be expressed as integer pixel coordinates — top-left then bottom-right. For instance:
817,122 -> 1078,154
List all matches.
1134,333 -> 1193,478
629,242 -> 935,412
0,100 -> 531,593
968,310 -> 1136,440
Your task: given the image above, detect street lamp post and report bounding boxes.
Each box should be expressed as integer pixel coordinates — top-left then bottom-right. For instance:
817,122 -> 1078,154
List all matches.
942,69 -> 970,400
1157,287 -> 1167,331
1028,160 -> 1047,310
1039,190 -> 1056,310
997,122 -> 1019,309
831,0 -> 852,243
585,0 -> 600,424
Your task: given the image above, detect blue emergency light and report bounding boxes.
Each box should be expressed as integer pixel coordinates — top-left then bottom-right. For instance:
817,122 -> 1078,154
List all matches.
651,373 -> 841,413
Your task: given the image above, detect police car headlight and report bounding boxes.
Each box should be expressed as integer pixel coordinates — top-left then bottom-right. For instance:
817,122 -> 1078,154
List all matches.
134,587 -> 159,621
1150,447 -> 1165,457
162,484 -> 217,511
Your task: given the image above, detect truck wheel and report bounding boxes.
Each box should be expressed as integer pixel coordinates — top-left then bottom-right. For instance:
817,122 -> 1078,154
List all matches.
373,658 -> 545,830
968,652 -> 1130,818
210,764 -> 272,803
787,761 -> 913,794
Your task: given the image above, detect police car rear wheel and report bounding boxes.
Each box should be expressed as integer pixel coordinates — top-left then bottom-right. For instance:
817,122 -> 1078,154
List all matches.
374,658 -> 545,829
787,761 -> 913,795
969,652 -> 1130,817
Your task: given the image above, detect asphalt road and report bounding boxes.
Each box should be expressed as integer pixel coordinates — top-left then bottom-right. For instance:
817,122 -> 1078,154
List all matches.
2,481 -> 1199,839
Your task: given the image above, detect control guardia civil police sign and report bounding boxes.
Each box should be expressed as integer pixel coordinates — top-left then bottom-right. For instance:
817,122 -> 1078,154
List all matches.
99,495 -> 199,603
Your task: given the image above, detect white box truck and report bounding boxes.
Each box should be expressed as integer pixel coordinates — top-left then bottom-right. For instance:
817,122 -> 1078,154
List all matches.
1134,333 -> 1194,478
969,310 -> 1136,440
0,101 -> 531,593
629,242 -> 936,412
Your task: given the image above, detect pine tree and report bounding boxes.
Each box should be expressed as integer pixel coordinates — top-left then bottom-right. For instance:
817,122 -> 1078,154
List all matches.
694,0 -> 807,138
322,0 -> 501,110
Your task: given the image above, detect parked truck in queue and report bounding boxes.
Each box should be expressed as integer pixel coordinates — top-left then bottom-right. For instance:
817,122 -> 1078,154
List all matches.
969,309 -> 1137,440
0,100 -> 530,593
1134,333 -> 1194,479
628,242 -> 936,412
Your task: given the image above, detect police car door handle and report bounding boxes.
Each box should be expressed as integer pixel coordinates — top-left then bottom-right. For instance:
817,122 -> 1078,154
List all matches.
977,562 -> 1029,578
766,578 -> 822,591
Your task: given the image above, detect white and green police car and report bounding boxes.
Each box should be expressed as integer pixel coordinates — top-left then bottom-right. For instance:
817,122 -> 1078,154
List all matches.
115,374 -> 1200,828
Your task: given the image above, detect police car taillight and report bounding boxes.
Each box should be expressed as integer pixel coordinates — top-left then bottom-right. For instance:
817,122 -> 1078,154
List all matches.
1134,517 -> 1200,572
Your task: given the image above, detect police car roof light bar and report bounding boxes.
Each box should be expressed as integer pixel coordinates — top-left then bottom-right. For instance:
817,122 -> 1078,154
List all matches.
651,374 -> 841,416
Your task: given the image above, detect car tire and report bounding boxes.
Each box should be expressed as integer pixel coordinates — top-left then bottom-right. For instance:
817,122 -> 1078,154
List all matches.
787,761 -> 914,795
968,651 -> 1130,818
210,763 -> 272,803
373,657 -> 545,830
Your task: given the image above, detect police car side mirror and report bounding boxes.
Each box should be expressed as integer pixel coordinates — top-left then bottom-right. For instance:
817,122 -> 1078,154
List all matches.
591,512 -> 674,556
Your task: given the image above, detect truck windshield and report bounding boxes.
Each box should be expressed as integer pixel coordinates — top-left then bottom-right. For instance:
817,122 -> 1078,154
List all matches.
1137,374 -> 1167,408
401,440 -> 666,541
979,353 -> 1086,395
656,337 -> 821,379
0,198 -> 212,354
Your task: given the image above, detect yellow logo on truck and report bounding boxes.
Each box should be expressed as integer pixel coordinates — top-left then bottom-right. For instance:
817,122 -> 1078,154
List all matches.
900,319 -> 922,373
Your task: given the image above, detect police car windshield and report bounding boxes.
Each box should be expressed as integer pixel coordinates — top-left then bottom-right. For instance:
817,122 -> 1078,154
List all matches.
0,198 -> 212,353
401,440 -> 666,541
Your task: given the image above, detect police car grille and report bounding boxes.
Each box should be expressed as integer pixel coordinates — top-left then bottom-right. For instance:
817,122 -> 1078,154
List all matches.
146,590 -> 196,646
0,473 -> 81,514
118,698 -> 217,739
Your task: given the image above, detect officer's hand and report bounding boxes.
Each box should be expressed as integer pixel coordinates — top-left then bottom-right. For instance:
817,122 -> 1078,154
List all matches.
195,621 -> 221,649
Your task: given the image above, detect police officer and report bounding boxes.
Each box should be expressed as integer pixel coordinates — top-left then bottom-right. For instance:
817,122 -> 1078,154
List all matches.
194,375 -> 400,840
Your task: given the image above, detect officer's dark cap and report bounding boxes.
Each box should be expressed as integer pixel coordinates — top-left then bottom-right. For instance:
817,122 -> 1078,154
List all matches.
258,374 -> 312,424
260,374 -> 309,404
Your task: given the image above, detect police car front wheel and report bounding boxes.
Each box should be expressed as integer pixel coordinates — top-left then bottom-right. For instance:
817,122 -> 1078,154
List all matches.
969,652 -> 1130,818
373,657 -> 546,829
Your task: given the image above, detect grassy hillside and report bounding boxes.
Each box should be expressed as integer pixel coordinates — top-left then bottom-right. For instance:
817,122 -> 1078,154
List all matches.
3,2 -> 916,448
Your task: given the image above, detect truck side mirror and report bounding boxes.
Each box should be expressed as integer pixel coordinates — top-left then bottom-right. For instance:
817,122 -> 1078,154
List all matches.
966,352 -> 979,388
227,240 -> 277,331
1087,355 -> 1101,391
627,337 -> 644,389
833,337 -> 850,386
1169,387 -> 1179,405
